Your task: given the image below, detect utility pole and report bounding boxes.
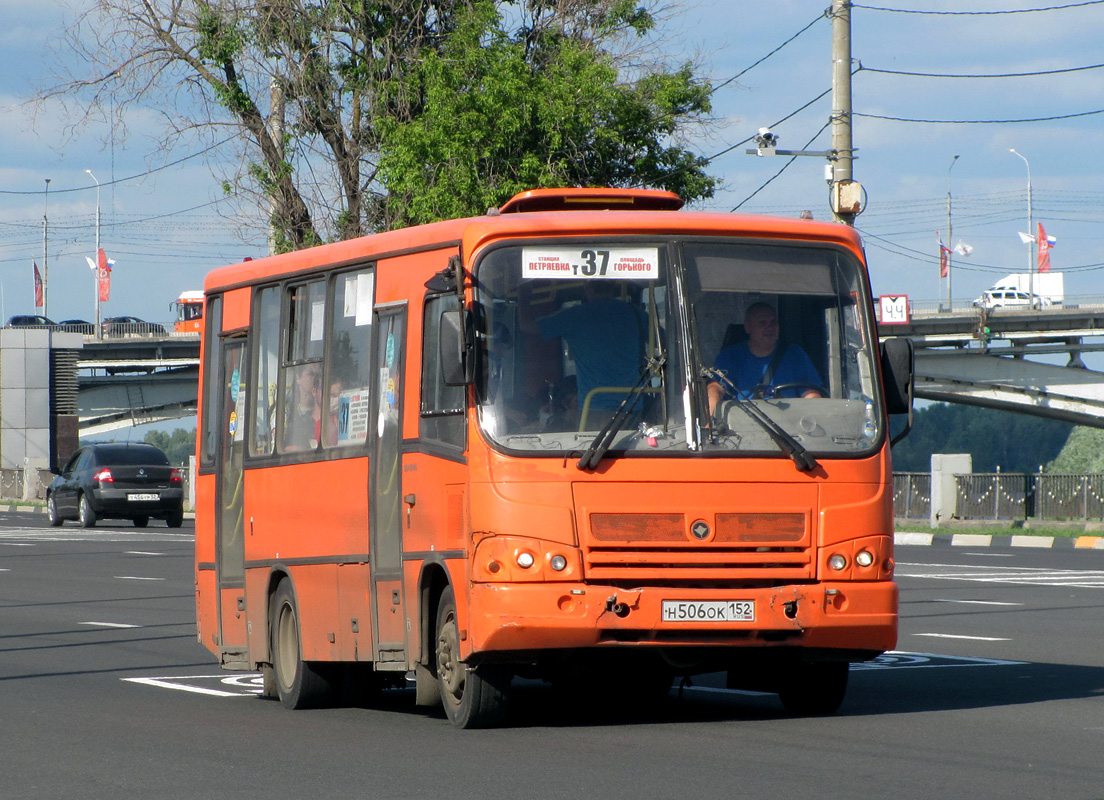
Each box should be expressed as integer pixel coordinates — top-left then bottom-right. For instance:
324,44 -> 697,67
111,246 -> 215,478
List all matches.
86,169 -> 102,340
946,155 -> 959,311
830,0 -> 859,225
1009,149 -> 1036,307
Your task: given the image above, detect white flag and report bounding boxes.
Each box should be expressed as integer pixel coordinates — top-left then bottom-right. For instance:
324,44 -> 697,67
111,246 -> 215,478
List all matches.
1018,231 -> 1035,244
953,241 -> 973,256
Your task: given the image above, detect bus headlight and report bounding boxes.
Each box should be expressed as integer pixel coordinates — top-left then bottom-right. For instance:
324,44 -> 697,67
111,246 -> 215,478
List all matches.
472,536 -> 583,583
855,549 -> 875,568
828,553 -> 848,571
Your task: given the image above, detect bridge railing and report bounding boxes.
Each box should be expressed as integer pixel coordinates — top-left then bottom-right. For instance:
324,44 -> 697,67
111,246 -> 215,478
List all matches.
895,471 -> 1104,521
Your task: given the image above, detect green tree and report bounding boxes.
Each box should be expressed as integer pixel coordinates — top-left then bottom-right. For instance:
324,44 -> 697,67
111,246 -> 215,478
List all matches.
891,403 -> 1073,474
1045,427 -> 1104,473
144,428 -> 198,467
39,0 -> 716,247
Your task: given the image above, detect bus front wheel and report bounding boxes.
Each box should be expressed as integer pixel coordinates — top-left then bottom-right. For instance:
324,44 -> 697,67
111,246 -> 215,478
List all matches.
270,581 -> 337,709
777,660 -> 849,716
435,586 -> 510,728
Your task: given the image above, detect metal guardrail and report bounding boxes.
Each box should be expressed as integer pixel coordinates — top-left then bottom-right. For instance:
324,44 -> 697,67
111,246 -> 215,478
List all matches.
895,471 -> 1104,521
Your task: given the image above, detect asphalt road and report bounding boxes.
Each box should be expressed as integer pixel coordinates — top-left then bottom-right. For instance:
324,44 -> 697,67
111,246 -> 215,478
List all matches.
1,510 -> 1101,800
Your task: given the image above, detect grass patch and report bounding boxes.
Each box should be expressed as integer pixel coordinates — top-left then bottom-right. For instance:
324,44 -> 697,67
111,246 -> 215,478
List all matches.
895,521 -> 1096,538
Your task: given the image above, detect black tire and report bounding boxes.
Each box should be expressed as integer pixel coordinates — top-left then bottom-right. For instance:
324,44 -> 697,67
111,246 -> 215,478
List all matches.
165,508 -> 184,528
78,494 -> 97,528
133,516 -> 148,528
777,661 -> 849,716
435,585 -> 510,728
270,581 -> 338,709
47,495 -> 63,527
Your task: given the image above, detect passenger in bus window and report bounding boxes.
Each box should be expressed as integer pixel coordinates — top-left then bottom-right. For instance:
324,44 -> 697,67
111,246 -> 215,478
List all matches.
529,281 -> 645,418
324,375 -> 345,446
706,301 -> 822,414
285,364 -> 322,451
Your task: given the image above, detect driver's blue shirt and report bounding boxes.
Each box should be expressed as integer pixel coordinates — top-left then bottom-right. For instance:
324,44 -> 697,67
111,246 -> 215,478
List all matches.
713,342 -> 821,400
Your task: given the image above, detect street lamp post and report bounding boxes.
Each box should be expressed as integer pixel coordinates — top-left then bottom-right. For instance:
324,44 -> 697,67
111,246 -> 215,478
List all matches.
1009,149 -> 1035,306
946,154 -> 959,311
85,169 -> 102,339
42,178 -> 50,317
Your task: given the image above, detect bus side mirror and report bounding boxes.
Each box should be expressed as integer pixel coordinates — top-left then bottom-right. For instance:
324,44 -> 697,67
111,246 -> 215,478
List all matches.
881,336 -> 914,445
440,309 -> 473,386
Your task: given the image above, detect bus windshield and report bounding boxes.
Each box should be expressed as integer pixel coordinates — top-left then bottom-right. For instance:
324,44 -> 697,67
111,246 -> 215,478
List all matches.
474,238 -> 881,459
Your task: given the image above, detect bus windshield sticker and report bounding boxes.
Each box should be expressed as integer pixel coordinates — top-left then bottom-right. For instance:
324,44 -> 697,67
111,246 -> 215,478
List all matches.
521,246 -> 659,280
343,275 -> 358,317
310,300 -> 325,340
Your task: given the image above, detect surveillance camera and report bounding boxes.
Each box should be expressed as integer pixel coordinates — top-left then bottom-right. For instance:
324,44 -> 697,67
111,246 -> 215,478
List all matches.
756,128 -> 778,147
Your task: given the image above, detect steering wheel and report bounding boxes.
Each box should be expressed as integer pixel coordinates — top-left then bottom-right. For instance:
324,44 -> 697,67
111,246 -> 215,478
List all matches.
764,382 -> 827,399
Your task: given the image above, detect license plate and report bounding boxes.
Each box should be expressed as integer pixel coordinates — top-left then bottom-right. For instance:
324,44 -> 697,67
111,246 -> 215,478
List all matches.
662,600 -> 755,622
127,493 -> 159,502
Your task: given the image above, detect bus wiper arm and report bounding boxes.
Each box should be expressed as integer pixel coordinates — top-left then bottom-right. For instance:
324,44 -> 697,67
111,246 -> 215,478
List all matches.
577,355 -> 665,472
703,368 -> 818,473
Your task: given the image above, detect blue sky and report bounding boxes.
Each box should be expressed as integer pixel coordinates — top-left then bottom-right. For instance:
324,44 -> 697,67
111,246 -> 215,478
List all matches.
2,0 -> 1103,326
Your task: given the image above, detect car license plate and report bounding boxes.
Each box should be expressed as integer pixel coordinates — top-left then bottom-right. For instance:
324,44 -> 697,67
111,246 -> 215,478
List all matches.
661,600 -> 755,622
127,493 -> 159,502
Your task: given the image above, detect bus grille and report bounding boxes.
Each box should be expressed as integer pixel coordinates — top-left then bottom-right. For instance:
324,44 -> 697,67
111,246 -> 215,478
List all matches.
584,512 -> 814,581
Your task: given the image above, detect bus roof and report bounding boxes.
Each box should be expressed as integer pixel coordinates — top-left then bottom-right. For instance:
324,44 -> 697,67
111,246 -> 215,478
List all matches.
176,290 -> 205,302
204,188 -> 863,292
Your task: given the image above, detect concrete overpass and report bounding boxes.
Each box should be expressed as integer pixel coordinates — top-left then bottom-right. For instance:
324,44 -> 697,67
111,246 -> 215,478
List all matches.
76,336 -> 200,436
879,303 -> 1104,428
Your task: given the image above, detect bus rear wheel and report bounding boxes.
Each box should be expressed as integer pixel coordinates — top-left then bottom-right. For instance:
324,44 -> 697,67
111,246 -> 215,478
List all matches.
777,660 -> 849,716
435,586 -> 510,729
270,581 -> 337,709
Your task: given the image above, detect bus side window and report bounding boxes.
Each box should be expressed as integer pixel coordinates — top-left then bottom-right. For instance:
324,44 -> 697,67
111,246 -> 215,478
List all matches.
250,286 -> 281,457
200,296 -> 223,466
420,293 -> 466,448
322,269 -> 375,449
279,281 -> 326,454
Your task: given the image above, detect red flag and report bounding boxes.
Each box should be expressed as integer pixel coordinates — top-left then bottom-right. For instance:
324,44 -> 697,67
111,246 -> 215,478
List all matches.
33,262 -> 43,308
97,248 -> 112,302
1037,223 -> 1051,274
938,236 -> 951,278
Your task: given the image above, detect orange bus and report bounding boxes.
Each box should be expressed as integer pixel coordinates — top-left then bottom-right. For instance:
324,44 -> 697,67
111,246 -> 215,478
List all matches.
172,290 -> 204,333
194,187 -> 914,727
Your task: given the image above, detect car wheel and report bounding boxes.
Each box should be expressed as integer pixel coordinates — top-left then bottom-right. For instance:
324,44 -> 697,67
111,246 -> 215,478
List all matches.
133,516 -> 148,528
47,495 -> 63,527
78,494 -> 97,528
165,508 -> 184,528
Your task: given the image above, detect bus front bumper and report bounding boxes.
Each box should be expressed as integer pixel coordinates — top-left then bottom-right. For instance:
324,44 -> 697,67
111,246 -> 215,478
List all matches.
467,581 -> 897,656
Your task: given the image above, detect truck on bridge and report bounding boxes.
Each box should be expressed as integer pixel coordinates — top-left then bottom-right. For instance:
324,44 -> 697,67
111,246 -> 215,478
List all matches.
973,273 -> 1063,309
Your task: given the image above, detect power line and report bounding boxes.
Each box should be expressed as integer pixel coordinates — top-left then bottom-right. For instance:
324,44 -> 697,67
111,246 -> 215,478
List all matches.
859,62 -> 1104,79
711,11 -> 828,94
732,119 -> 833,211
855,108 -> 1104,124
0,137 -> 237,195
853,1 -> 1104,14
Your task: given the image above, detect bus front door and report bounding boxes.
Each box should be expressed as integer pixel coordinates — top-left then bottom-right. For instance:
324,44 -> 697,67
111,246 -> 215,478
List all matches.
215,338 -> 248,666
370,306 -> 407,668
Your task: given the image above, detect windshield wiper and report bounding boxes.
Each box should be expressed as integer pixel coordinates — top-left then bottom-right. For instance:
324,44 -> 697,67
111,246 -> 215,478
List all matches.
577,355 -> 665,471
703,367 -> 818,473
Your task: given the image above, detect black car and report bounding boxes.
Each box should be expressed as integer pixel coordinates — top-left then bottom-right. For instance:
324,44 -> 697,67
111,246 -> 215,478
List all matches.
47,443 -> 184,528
102,316 -> 167,336
6,314 -> 57,328
58,318 -> 95,335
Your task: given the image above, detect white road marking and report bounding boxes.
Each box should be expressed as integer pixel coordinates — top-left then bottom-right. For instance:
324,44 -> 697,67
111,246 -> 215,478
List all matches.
852,651 -> 1025,669
123,673 -> 265,698
125,551 -> 165,556
932,599 -> 1022,606
897,561 -> 1104,589
912,633 -> 1011,642
115,576 -> 165,581
0,527 -> 191,543
80,621 -> 142,629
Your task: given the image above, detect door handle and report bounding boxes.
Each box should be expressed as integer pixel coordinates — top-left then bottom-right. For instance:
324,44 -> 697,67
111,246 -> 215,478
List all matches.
403,494 -> 416,528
